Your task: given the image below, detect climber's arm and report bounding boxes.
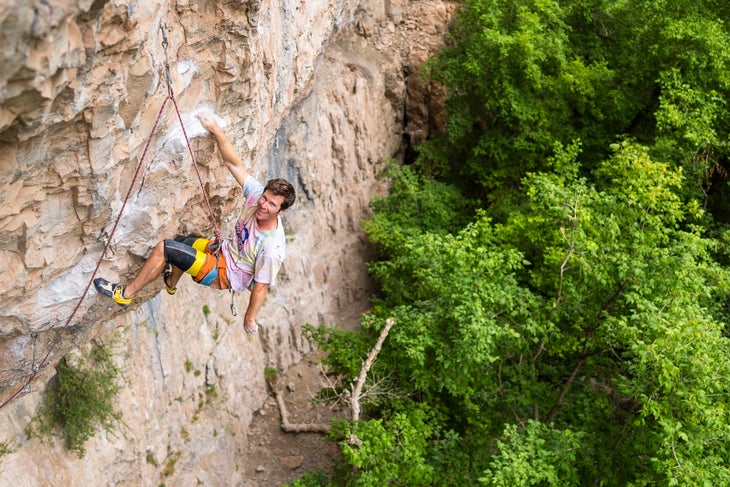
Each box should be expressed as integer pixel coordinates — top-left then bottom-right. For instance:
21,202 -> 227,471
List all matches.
243,281 -> 269,334
197,113 -> 249,186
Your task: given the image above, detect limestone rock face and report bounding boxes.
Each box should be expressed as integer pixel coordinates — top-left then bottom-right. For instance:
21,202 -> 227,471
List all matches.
0,0 -> 454,483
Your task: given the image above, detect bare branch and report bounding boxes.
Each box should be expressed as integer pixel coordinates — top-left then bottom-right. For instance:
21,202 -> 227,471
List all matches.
274,389 -> 331,433
533,200 -> 580,365
268,318 -> 395,439
556,200 -> 579,308
351,318 -> 395,422
545,354 -> 586,423
266,364 -> 332,434
317,362 -> 348,410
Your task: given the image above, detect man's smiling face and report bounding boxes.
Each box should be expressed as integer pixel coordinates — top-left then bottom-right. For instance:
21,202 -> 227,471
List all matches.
256,190 -> 285,222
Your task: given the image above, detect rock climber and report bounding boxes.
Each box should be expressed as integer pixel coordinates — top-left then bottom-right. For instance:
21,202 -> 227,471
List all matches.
94,113 -> 296,334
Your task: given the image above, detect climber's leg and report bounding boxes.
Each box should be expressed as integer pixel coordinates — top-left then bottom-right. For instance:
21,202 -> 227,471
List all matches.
123,240 -> 168,298
95,237 -> 225,308
94,240 -> 167,307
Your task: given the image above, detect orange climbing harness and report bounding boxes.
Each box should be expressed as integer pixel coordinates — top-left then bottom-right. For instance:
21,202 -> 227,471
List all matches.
0,23 -> 220,410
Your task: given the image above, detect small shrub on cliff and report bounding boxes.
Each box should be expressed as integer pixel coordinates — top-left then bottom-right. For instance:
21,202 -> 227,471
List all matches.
0,438 -> 19,457
264,366 -> 279,384
33,342 -> 122,457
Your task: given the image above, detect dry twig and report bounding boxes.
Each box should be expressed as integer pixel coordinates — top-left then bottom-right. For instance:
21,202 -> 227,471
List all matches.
351,318 -> 395,422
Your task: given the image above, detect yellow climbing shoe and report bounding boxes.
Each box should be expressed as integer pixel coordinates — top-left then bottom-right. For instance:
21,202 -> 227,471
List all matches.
162,263 -> 177,295
94,278 -> 133,308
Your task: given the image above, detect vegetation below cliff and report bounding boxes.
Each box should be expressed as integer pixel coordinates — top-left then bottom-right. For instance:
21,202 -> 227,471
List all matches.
305,0 -> 730,485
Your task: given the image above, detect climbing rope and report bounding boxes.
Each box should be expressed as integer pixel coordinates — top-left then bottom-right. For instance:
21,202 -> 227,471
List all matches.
0,23 -> 219,410
160,22 -> 221,240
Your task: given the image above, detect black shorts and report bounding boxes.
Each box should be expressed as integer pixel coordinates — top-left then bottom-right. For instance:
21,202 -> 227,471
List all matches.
163,237 -> 229,288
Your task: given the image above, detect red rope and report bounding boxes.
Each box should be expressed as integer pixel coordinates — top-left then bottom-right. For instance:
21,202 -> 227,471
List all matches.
1,87 -> 219,409
170,96 -> 221,240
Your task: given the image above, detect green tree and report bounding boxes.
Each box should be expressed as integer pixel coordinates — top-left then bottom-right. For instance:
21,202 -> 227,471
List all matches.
299,0 -> 730,484
313,145 -> 730,484
420,0 -> 730,213
420,0 -> 637,195
488,143 -> 730,484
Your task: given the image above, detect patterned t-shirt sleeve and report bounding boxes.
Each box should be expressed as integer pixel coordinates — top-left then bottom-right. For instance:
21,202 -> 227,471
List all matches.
243,176 -> 264,206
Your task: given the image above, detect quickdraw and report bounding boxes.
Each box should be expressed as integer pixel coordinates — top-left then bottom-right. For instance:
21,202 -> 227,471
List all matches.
229,288 -> 238,316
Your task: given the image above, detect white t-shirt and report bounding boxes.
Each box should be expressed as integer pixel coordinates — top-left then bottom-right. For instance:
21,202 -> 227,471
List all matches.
221,176 -> 286,292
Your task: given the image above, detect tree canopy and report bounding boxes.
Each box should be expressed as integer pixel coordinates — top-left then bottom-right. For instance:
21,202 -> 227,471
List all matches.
290,0 -> 730,485
419,0 -> 730,210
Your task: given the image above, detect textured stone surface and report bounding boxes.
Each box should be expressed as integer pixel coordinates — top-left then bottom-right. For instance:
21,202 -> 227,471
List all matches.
0,0 -> 454,483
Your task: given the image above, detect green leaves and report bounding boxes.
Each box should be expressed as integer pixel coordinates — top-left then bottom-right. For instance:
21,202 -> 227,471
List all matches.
422,0 -> 730,209
299,0 -> 730,484
32,344 -> 122,458
421,0 -> 635,192
332,407 -> 438,486
316,143 -> 730,484
480,421 -> 583,486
